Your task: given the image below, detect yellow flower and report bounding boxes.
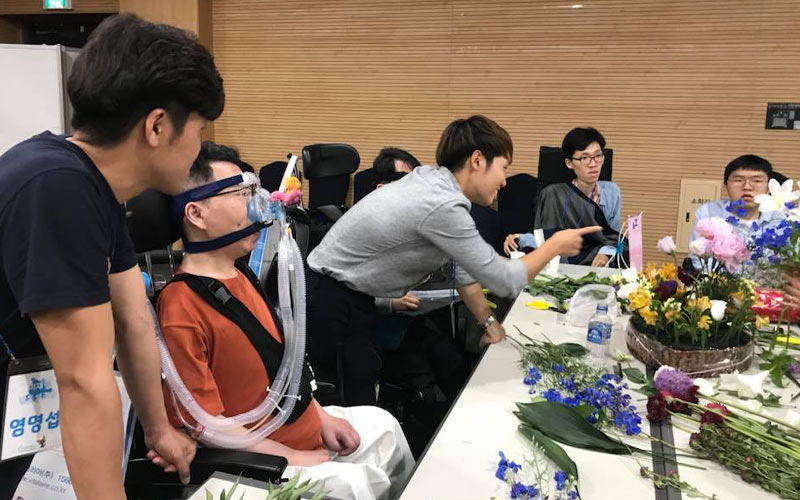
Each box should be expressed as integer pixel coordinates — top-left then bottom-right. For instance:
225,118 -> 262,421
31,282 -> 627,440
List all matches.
730,290 -> 744,306
664,301 -> 682,323
697,315 -> 711,330
658,263 -> 677,281
640,307 -> 658,326
687,296 -> 711,313
628,288 -> 652,311
643,263 -> 659,283
755,315 -> 770,329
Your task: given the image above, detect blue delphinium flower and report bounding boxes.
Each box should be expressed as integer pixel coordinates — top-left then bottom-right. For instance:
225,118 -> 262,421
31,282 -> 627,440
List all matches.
554,470 -> 568,490
786,201 -> 796,210
559,374 -> 578,393
725,215 -> 738,225
752,221 -> 760,232
552,363 -> 565,373
563,395 -> 581,407
496,451 -> 509,480
568,489 -> 579,499
542,388 -> 563,403
726,199 -> 747,218
524,367 -> 542,386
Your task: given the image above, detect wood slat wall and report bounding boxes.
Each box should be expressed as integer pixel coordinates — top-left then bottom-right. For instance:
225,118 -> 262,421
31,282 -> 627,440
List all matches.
0,0 -> 118,14
0,16 -> 20,42
212,0 -> 800,264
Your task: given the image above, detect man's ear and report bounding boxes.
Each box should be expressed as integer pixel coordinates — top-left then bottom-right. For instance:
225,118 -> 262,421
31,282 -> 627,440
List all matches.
470,150 -> 484,171
184,201 -> 207,230
143,108 -> 170,148
564,158 -> 574,171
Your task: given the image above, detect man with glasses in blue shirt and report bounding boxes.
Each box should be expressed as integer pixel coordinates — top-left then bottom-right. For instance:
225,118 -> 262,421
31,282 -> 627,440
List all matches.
690,155 -> 784,242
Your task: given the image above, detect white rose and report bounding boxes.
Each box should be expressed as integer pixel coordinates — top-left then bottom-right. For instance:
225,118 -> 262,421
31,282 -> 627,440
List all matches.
710,300 -> 727,321
692,378 -> 716,397
617,282 -> 638,300
688,238 -> 708,256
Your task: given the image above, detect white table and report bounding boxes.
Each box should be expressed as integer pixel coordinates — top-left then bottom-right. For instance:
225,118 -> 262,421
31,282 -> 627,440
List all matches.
398,265 -> 798,500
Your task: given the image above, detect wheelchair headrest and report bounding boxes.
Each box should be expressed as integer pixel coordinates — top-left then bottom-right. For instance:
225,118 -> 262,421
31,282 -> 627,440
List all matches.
302,143 -> 360,179
537,146 -> 613,190
125,189 -> 182,253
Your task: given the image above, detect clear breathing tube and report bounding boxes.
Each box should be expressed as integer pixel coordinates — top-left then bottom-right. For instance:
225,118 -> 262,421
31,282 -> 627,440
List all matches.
152,223 -> 308,448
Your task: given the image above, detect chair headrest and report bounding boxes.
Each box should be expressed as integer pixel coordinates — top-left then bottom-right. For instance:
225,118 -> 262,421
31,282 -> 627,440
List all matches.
125,189 -> 182,253
302,144 -> 360,179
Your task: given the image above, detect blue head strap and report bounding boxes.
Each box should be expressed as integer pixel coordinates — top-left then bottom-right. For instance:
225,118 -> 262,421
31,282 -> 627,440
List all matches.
170,174 -> 245,222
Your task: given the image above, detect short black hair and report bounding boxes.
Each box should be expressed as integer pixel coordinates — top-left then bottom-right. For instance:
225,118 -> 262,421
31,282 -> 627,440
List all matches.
236,159 -> 255,173
373,147 -> 420,182
68,13 -> 224,146
562,127 -> 606,160
723,155 -> 773,183
188,141 -> 241,187
435,115 -> 513,172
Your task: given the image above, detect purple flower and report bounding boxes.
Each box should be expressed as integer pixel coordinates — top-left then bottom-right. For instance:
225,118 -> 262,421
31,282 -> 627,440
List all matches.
787,362 -> 800,376
653,366 -> 695,398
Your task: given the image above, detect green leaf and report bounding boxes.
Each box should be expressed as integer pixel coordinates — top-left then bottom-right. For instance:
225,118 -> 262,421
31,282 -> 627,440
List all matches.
519,424 -> 579,480
559,342 -> 589,357
205,489 -> 214,500
573,404 -> 595,420
515,401 -> 639,455
755,392 -> 783,408
633,381 -> 656,397
622,367 -> 647,384
769,366 -> 786,388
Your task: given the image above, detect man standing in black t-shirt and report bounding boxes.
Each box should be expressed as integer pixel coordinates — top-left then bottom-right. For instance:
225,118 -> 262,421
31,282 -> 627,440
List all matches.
0,14 -> 224,500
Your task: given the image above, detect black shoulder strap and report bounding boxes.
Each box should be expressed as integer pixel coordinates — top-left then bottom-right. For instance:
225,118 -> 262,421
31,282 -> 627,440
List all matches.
163,268 -> 313,423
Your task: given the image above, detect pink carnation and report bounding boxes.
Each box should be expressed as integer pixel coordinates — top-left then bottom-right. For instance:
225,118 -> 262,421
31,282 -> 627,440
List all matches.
711,233 -> 749,271
695,217 -> 734,240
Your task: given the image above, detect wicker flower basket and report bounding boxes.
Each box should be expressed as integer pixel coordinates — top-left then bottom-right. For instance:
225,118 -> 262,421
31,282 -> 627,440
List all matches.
626,320 -> 755,378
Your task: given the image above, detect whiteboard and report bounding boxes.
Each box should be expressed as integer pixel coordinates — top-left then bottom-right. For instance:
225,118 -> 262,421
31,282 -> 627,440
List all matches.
0,44 -> 78,155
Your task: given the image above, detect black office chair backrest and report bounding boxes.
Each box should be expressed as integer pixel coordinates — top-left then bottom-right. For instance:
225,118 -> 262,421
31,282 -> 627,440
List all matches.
353,168 -> 378,203
259,160 -> 288,192
771,170 -> 789,184
537,146 -> 613,191
125,189 -> 182,253
302,143 -> 360,208
498,173 -> 539,235
470,204 -> 504,255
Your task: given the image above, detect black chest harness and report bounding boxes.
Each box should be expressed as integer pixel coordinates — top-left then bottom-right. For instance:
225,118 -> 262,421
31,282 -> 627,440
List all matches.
163,260 -> 314,424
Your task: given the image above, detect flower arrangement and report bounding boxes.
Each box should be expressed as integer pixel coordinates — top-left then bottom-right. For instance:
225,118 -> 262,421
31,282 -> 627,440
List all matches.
749,179 -> 800,267
625,224 -> 767,351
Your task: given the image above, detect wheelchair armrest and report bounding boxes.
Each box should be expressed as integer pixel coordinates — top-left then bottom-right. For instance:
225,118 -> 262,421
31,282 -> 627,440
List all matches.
126,447 -> 287,487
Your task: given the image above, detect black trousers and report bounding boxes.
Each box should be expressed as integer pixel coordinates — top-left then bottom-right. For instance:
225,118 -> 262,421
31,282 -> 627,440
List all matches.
0,454 -> 33,500
306,270 -> 381,406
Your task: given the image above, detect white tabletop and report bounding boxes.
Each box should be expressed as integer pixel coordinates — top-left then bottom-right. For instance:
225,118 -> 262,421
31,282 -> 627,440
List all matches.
398,264 -> 797,500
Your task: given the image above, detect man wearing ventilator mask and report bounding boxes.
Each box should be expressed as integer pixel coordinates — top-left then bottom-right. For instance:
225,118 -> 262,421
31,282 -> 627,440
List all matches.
156,142 -> 414,500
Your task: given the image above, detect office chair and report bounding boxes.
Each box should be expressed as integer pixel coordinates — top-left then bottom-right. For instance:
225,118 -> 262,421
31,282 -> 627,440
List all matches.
498,173 -> 539,235
470,204 -> 504,255
301,143 -> 360,208
537,146 -> 613,191
259,160 -> 289,192
353,167 -> 378,203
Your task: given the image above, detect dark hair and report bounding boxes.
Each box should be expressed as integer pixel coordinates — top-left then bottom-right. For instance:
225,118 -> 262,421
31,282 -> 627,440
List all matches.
188,141 -> 241,187
723,155 -> 773,183
236,159 -> 255,173
562,127 -> 606,160
435,115 -> 513,172
68,13 -> 224,146
373,147 -> 420,182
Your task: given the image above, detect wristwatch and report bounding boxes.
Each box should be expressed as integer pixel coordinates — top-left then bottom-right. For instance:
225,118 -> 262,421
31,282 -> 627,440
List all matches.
479,315 -> 497,333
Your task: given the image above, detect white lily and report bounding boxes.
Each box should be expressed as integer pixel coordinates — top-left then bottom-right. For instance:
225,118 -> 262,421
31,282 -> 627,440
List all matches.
710,300 -> 727,321
717,370 -> 769,398
742,399 -> 764,413
754,178 -> 799,213
692,377 -> 716,396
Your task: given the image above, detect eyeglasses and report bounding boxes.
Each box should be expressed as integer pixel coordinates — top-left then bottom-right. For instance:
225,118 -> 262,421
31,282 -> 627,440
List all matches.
570,152 -> 604,166
204,184 -> 257,200
727,176 -> 768,188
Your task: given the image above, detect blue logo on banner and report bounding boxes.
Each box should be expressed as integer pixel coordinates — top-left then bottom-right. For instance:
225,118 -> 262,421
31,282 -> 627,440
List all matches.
22,377 -> 54,403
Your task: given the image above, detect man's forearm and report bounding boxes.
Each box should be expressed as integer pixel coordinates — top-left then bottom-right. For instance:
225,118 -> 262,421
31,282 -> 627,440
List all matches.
457,282 -> 492,323
115,307 -> 170,434
59,368 -> 125,500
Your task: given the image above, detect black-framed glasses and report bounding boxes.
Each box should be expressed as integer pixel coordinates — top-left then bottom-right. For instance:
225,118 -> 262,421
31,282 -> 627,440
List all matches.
570,152 -> 604,166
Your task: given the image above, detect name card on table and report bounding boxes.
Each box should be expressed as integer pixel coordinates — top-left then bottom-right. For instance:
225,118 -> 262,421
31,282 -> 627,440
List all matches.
627,214 -> 643,272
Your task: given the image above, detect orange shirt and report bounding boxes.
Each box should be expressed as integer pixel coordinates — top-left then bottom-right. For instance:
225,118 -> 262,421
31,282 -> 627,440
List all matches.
157,268 -> 322,451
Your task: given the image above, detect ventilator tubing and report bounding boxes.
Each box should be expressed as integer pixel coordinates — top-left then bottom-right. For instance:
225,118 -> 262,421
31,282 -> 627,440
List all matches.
152,227 -> 307,448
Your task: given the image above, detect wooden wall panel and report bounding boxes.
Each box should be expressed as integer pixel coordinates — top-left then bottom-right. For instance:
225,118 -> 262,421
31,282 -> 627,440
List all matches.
0,16 -> 21,42
0,0 -> 118,14
213,0 -> 800,264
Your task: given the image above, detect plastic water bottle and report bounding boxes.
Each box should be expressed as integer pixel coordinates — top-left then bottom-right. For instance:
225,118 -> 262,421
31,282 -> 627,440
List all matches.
586,304 -> 612,368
